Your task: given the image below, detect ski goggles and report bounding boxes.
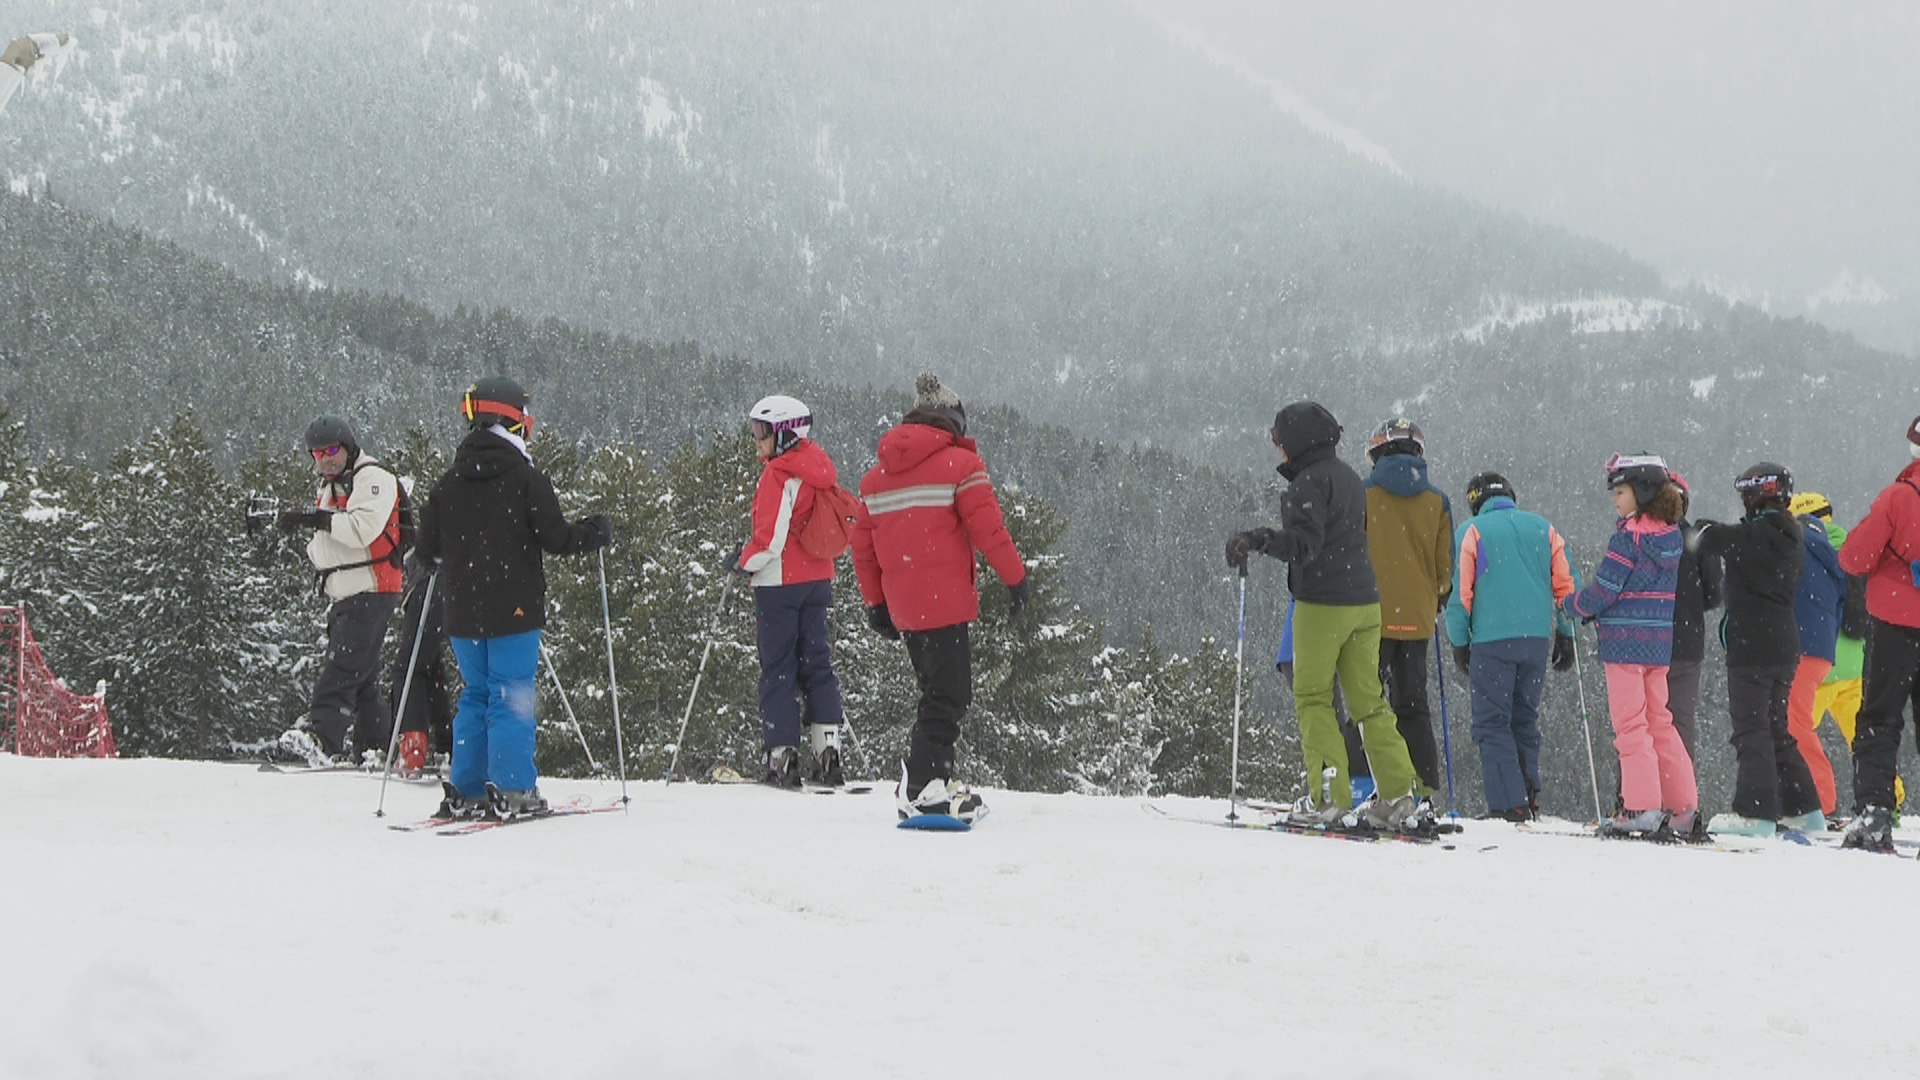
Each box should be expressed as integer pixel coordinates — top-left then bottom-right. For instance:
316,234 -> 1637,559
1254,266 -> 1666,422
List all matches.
1735,470 -> 1789,495
747,416 -> 809,440
1603,452 -> 1667,474
309,444 -> 344,460
461,393 -> 532,434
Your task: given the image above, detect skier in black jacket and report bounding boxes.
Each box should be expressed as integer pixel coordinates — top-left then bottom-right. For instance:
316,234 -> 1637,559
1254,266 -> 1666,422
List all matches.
1692,463 -> 1820,837
1226,401 -> 1421,830
414,377 -> 612,819
1667,472 -> 1724,786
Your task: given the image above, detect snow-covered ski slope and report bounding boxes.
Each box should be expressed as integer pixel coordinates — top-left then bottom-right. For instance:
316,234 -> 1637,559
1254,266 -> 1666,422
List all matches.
3,755 -> 1916,1080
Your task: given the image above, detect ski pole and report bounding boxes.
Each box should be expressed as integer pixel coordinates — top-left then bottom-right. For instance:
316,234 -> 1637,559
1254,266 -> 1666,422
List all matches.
375,569 -> 437,818
540,641 -> 603,775
840,716 -> 873,780
667,572 -> 735,785
597,548 -> 630,809
1227,564 -> 1247,823
1572,634 -> 1604,823
1432,628 -> 1458,819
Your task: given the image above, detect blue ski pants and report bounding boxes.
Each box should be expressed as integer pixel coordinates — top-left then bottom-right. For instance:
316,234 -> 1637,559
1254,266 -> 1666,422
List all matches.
1469,636 -> 1549,813
755,580 -> 844,750
450,629 -> 541,798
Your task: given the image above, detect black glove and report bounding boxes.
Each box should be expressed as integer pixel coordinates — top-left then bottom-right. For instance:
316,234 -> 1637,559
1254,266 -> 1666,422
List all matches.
277,507 -> 330,532
866,605 -> 900,641
1007,578 -> 1030,616
726,543 -> 752,577
1550,633 -> 1576,672
1452,645 -> 1471,675
1225,528 -> 1275,572
583,514 -> 614,550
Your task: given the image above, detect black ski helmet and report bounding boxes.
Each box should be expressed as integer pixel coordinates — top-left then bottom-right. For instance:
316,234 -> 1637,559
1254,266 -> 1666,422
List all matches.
303,415 -> 358,455
1465,472 -> 1515,515
461,376 -> 532,435
1366,417 -> 1426,462
1605,452 -> 1670,508
1735,462 -> 1793,508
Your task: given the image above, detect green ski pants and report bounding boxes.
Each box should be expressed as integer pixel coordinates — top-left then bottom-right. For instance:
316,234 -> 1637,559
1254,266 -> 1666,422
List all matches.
1290,601 -> 1417,807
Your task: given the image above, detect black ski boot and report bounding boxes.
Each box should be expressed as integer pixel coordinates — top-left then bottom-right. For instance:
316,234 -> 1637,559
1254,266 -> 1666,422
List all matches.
765,746 -> 803,789
1841,805 -> 1894,852
432,781 -> 488,821
485,782 -> 549,820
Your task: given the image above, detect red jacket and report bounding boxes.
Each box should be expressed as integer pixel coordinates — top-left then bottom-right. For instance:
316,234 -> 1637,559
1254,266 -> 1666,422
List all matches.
1838,460 -> 1920,629
850,422 -> 1026,631
739,439 -> 839,587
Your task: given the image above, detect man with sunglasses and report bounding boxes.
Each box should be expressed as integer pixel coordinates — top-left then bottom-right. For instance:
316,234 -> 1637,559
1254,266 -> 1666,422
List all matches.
276,415 -> 405,766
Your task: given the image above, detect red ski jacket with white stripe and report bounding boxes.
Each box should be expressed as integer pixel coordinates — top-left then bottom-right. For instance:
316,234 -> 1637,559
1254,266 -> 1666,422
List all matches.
851,421 -> 1026,632
1839,460 -> 1920,629
739,439 -> 839,587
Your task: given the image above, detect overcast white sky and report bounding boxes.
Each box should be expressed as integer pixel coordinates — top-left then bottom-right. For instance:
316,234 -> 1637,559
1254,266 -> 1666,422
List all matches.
1153,0 -> 1920,355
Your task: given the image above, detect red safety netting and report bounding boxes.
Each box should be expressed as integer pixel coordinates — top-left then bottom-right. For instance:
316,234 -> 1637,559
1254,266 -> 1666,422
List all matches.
1,606 -> 114,758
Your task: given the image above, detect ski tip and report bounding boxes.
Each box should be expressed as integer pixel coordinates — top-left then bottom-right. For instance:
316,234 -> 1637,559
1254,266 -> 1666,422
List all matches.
897,814 -> 972,832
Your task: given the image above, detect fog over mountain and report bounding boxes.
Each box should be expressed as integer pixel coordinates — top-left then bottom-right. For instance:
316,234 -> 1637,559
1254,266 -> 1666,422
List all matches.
4,0 -> 1918,647
1161,0 -> 1920,356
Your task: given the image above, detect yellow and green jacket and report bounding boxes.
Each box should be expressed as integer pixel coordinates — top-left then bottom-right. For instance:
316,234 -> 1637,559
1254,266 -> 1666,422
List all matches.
1364,453 -> 1453,640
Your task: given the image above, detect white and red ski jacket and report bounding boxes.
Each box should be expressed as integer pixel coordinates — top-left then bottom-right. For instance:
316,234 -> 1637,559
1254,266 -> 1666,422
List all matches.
739,439 -> 838,587
851,422 -> 1025,632
307,454 -> 404,600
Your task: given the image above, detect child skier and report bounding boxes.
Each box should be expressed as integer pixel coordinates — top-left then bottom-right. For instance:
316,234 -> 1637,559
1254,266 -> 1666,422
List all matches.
737,394 -> 848,787
1226,401 -> 1422,830
1793,492 -> 1899,813
414,377 -> 612,820
1785,492 -> 1848,819
1560,454 -> 1695,835
1361,418 -> 1454,799
1445,472 -> 1579,821
1664,471 -> 1723,829
1690,463 -> 1823,837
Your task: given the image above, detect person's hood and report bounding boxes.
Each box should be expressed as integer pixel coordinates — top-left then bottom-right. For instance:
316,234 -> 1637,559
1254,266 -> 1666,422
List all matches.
877,421 -> 975,474
767,438 -> 837,487
1272,401 -> 1341,460
1277,443 -> 1336,482
1475,495 -> 1518,516
1368,453 -> 1432,497
453,427 -> 528,481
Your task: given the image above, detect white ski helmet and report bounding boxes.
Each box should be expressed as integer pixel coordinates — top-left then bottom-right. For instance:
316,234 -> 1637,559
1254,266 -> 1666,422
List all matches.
748,394 -> 812,454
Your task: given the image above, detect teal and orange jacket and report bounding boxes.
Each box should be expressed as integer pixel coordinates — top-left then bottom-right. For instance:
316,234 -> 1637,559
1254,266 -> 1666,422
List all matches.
1445,497 -> 1578,647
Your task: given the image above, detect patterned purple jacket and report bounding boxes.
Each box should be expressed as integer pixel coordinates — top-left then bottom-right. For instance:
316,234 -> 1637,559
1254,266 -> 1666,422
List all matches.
1561,515 -> 1682,666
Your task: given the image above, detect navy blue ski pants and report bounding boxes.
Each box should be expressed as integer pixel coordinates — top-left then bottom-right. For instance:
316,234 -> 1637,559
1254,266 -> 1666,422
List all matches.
754,580 -> 843,750
1469,636 -> 1549,813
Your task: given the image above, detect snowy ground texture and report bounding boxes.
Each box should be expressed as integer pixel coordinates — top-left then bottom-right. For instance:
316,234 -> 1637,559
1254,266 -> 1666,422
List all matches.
4,756 -> 1918,1080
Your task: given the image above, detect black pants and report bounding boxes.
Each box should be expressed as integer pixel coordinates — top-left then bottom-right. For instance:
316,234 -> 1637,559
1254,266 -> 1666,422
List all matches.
310,591 -> 400,757
1852,617 -> 1920,810
1726,663 -> 1819,820
902,623 -> 971,793
387,576 -> 454,754
1370,636 -> 1439,793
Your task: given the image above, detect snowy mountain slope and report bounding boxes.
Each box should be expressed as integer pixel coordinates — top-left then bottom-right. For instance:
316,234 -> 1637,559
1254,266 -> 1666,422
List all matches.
3,754 -> 1916,1080
0,0 -> 1664,455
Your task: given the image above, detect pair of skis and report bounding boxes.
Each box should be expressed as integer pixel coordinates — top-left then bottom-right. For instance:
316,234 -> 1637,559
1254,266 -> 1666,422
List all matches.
1146,802 -> 1467,848
386,796 -> 625,836
706,764 -> 875,796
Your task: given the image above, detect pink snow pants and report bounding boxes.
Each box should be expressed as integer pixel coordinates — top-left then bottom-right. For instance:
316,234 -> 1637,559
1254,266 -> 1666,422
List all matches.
1605,662 -> 1698,813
